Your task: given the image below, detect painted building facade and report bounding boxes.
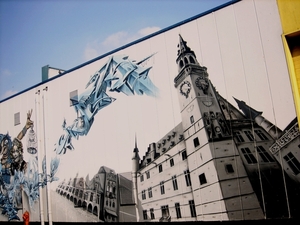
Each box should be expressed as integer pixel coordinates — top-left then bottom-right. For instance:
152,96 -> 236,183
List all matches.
0,0 -> 299,222
132,35 -> 300,222
55,166 -> 135,222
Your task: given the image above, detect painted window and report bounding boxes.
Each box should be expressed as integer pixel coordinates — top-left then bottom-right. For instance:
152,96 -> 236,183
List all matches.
148,187 -> 153,198
225,164 -> 235,173
244,130 -> 254,141
161,205 -> 169,217
254,130 -> 268,141
160,181 -> 165,195
182,150 -> 187,160
140,174 -> 144,182
241,147 -> 257,164
146,171 -> 150,179
199,173 -> 207,185
170,158 -> 174,167
284,152 -> 300,175
159,164 -> 163,173
172,175 -> 178,190
190,115 -> 194,124
189,200 -> 197,217
193,137 -> 200,147
184,170 -> 192,186
150,208 -> 155,219
175,203 -> 182,218
142,190 -> 146,200
234,131 -> 244,142
257,146 -> 275,162
189,56 -> 196,64
143,210 -> 148,220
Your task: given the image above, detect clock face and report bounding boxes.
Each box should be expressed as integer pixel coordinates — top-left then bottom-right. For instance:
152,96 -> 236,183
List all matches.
195,76 -> 209,92
180,81 -> 191,98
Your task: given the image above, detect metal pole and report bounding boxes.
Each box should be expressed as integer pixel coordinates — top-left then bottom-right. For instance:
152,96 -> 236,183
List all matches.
36,89 -> 45,225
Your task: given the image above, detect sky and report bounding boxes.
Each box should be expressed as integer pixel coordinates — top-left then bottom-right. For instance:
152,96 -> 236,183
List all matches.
0,0 -> 231,101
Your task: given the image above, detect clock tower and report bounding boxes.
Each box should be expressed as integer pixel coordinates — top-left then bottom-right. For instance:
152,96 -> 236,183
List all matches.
174,35 -> 264,220
174,34 -> 230,141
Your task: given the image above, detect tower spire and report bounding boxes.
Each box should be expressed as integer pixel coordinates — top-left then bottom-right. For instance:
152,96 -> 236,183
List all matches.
132,133 -> 140,160
174,34 -> 205,87
233,97 -> 282,139
233,97 -> 262,120
177,34 -> 194,57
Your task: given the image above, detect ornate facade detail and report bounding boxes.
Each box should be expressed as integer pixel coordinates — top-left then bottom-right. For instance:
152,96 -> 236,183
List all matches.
270,123 -> 300,154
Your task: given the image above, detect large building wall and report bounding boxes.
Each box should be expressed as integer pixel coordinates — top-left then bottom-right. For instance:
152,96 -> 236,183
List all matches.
0,0 -> 298,222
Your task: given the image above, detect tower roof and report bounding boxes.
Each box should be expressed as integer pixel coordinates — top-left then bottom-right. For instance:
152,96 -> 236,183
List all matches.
132,134 -> 140,160
177,34 -> 196,59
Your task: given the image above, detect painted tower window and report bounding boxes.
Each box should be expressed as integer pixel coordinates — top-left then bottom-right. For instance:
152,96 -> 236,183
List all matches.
234,131 -> 244,142
193,137 -> 200,147
146,171 -> 150,179
284,152 -> 300,175
184,170 -> 192,186
69,90 -> 78,106
190,115 -> 194,124
241,147 -> 257,164
225,164 -> 235,173
90,192 -> 94,202
184,57 -> 188,64
160,181 -> 165,195
189,200 -> 197,217
199,173 -> 207,185
14,112 -> 20,126
159,164 -> 163,173
189,56 -> 195,64
182,150 -> 187,160
254,130 -> 268,141
170,158 -> 174,167
175,203 -> 182,218
179,60 -> 184,69
150,208 -> 155,219
244,130 -> 254,141
140,174 -> 144,182
257,146 -> 275,162
142,190 -> 146,200
172,175 -> 178,190
143,210 -> 148,220
148,187 -> 153,198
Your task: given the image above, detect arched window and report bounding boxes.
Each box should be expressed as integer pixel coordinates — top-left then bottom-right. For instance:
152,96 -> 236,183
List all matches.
179,60 -> 184,69
189,56 -> 195,64
184,57 -> 188,64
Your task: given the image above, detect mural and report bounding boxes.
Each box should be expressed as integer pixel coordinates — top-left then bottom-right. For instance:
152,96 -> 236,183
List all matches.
0,110 -> 60,221
55,54 -> 158,155
0,54 -> 158,221
0,0 -> 299,222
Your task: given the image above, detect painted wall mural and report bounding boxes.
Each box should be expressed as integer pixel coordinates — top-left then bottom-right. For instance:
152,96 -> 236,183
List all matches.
0,0 -> 299,223
0,54 -> 158,221
0,111 -> 60,221
55,54 -> 158,155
